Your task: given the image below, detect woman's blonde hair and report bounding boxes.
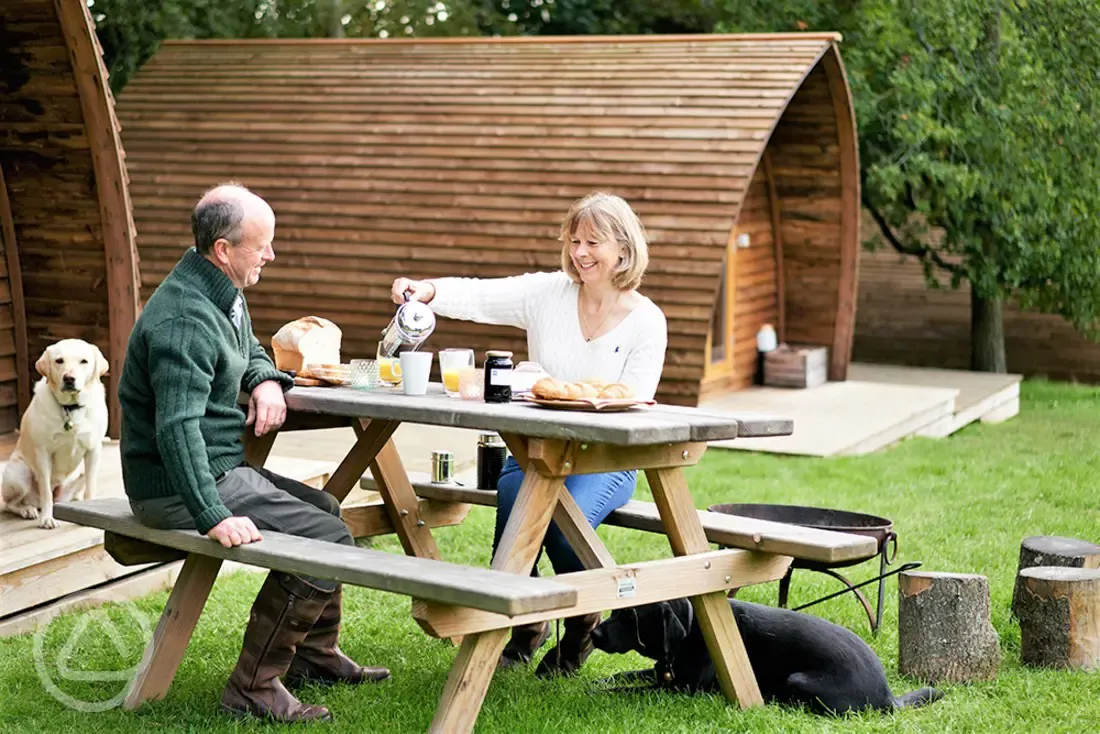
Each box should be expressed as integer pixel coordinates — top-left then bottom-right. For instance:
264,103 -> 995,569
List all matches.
559,192 -> 649,291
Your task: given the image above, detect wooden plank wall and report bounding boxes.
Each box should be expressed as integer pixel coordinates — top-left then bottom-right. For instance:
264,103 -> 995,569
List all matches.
768,65 -> 842,363
731,166 -> 777,389
855,246 -> 1100,383
1,0 -> 116,432
118,35 -> 852,405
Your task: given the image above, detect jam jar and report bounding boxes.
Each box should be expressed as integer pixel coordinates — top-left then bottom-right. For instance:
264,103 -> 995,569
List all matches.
483,350 -> 514,403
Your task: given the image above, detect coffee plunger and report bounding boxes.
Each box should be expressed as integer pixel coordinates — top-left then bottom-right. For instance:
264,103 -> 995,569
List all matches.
377,289 -> 436,358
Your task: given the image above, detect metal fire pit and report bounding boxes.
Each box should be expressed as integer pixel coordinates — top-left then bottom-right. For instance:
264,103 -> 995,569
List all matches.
707,503 -> 921,633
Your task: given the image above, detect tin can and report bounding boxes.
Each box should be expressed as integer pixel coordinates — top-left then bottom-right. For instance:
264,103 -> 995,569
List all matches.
430,450 -> 455,484
483,350 -> 514,403
477,432 -> 507,490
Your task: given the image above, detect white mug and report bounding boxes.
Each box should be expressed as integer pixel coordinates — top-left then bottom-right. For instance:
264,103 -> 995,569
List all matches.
399,351 -> 433,396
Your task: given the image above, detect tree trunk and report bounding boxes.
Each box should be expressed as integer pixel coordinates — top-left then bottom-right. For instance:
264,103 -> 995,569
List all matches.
1017,567 -> 1100,671
970,289 -> 1006,372
1011,536 -> 1100,619
327,0 -> 345,38
898,571 -> 1002,683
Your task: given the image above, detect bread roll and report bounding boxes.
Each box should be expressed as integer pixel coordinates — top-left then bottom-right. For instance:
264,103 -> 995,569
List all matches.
271,316 -> 342,373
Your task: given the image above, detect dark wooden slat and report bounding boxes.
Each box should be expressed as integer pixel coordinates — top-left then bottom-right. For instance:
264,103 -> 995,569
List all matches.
53,498 -> 577,617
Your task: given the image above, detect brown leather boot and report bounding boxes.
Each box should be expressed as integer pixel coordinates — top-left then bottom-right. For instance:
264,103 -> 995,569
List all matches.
285,584 -> 391,687
498,620 -> 551,669
220,573 -> 333,723
534,612 -> 602,678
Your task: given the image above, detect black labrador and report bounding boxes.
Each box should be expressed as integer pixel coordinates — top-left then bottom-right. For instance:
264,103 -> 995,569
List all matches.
591,598 -> 943,716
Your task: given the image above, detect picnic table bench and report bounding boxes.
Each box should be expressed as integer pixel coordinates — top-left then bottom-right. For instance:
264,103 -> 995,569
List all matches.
56,384 -> 872,732
53,497 -> 577,711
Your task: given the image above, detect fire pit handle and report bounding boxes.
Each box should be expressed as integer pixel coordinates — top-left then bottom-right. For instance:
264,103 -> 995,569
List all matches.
883,530 -> 899,565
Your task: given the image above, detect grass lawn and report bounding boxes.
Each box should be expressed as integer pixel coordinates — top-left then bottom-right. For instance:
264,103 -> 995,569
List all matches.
2,378 -> 1099,732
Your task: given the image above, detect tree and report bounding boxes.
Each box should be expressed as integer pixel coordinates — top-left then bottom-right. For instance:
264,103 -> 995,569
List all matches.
720,0 -> 1100,372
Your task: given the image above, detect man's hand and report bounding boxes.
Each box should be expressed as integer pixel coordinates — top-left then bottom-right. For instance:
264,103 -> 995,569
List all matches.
246,379 -> 287,436
207,516 -> 263,548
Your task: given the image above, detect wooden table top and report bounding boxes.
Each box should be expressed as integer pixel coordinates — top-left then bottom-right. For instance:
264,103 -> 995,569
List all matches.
284,384 -> 793,446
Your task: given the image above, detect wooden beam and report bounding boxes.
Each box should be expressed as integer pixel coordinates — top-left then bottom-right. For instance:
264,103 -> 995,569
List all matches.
525,438 -> 707,476
429,469 -> 565,734
406,482 -> 876,565
123,554 -> 222,710
415,549 -> 792,638
341,497 -> 470,538
370,439 -> 443,560
0,163 -> 29,422
54,0 -> 142,440
822,43 -> 861,382
552,489 -> 617,570
646,466 -> 764,709
322,419 -> 397,502
762,148 -> 786,342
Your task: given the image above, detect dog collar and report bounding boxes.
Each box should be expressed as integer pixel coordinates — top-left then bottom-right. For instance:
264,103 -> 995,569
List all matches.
60,402 -> 84,432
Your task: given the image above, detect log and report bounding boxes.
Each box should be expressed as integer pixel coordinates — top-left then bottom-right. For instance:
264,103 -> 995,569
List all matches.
898,571 -> 1001,683
1016,567 -> 1100,671
1011,535 -> 1100,619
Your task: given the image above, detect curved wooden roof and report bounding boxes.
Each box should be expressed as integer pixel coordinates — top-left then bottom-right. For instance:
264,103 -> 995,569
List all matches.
0,0 -> 141,436
119,33 -> 858,405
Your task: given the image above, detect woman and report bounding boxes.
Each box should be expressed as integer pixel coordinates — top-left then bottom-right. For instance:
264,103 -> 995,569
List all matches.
390,192 -> 667,677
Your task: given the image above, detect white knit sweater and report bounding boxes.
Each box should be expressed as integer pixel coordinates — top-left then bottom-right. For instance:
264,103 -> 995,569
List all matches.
429,270 -> 668,400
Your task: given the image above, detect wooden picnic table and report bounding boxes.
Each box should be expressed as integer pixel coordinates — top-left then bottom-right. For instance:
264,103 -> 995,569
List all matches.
244,383 -> 794,733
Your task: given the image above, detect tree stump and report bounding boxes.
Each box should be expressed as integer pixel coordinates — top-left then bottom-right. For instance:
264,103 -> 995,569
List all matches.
1011,536 -> 1100,618
898,571 -> 1001,683
1016,567 -> 1100,671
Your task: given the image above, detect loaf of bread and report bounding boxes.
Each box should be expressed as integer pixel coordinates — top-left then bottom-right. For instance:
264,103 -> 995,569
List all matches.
271,316 -> 342,374
531,377 -> 635,401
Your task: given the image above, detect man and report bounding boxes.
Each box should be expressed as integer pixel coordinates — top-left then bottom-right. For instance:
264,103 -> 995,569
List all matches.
118,182 -> 389,723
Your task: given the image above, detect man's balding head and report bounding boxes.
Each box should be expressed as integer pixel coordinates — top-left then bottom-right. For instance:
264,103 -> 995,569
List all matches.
193,182 -> 277,289
191,182 -> 275,255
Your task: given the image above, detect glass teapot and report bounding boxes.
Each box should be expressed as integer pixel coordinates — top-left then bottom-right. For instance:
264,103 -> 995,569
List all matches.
377,290 -> 436,358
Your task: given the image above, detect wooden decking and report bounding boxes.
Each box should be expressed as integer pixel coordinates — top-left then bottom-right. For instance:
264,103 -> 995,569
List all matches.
702,363 -> 1021,457
0,438 -> 334,636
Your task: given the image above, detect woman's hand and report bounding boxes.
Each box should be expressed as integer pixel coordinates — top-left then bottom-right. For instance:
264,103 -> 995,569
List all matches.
391,277 -> 436,304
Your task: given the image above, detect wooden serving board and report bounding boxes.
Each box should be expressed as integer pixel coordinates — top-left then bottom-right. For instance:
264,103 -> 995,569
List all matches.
521,396 -> 654,413
294,376 -> 332,387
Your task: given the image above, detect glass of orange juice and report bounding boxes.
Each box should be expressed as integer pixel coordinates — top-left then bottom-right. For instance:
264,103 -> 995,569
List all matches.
439,348 -> 475,397
378,356 -> 402,386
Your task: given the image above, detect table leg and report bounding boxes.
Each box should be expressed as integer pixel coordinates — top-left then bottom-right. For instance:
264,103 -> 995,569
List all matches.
123,554 -> 222,710
371,439 -> 442,560
322,419 -> 398,503
242,430 -> 277,468
645,467 -> 764,709
429,469 -> 565,733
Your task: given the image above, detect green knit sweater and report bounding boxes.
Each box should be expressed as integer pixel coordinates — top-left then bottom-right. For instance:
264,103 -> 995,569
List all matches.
119,247 -> 293,534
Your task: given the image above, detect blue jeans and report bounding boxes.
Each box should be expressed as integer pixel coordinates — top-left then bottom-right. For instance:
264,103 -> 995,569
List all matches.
492,456 -> 636,575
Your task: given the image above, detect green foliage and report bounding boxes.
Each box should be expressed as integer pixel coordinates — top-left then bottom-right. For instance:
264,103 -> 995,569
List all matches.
721,0 -> 1100,339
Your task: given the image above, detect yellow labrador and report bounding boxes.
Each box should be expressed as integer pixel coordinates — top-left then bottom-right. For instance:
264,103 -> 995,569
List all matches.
1,339 -> 110,529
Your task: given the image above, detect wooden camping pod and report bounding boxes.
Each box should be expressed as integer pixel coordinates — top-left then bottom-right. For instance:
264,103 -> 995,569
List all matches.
0,0 -> 141,437
118,33 -> 859,406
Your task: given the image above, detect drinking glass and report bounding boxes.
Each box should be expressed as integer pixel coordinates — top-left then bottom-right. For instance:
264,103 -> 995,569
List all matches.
378,356 -> 402,386
458,367 -> 484,401
439,348 -> 475,398
350,359 -> 380,390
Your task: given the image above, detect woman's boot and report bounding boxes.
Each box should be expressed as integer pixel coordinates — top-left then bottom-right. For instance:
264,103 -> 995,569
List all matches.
285,584 -> 391,686
534,613 -> 602,677
220,573 -> 333,722
498,620 -> 551,669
